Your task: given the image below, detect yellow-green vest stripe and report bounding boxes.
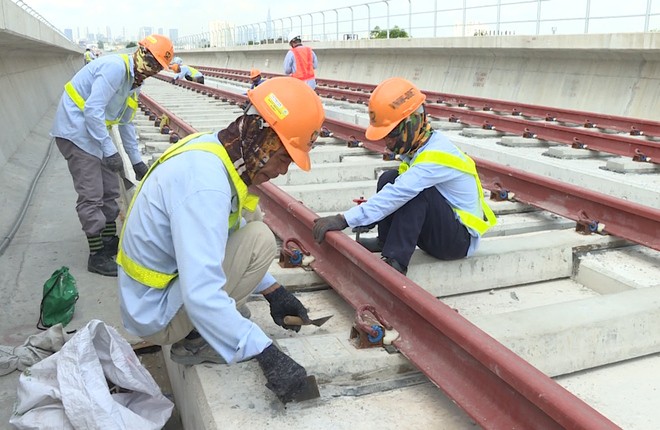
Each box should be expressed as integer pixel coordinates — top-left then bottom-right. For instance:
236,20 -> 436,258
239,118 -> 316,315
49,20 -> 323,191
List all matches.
398,149 -> 497,235
64,54 -> 138,126
116,132 -> 260,289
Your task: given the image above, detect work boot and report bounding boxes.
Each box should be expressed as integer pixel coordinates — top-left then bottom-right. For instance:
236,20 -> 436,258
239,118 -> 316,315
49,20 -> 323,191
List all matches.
382,257 -> 407,275
357,237 -> 384,253
87,250 -> 118,277
170,335 -> 225,366
102,235 -> 119,255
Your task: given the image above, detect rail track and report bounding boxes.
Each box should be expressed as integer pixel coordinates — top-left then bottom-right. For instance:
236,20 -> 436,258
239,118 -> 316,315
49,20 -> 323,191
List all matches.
130,72 -> 660,429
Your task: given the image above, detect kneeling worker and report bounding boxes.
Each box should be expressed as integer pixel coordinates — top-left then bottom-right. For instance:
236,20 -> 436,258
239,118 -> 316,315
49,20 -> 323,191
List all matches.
117,77 -> 325,404
171,62 -> 204,84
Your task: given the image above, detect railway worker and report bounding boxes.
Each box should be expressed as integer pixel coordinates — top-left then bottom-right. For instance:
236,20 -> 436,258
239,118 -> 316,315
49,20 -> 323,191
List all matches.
284,31 -> 318,90
249,68 -> 266,89
116,77 -> 325,404
312,77 -> 497,275
83,48 -> 96,64
170,62 -> 204,84
50,34 -> 173,277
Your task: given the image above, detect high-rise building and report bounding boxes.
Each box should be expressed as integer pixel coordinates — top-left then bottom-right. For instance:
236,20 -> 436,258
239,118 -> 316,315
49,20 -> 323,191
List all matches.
158,27 -> 164,35
209,21 -> 233,47
138,26 -> 153,40
106,26 -> 112,41
64,28 -> 73,41
169,28 -> 178,43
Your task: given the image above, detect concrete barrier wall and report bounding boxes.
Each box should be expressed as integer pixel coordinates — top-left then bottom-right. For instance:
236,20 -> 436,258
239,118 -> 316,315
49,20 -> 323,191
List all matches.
0,0 -> 80,167
178,33 -> 660,121
0,0 -> 80,244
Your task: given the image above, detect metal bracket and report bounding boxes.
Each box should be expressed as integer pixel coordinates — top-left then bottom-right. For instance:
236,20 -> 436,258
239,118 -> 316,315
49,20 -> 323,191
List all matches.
350,304 -> 393,349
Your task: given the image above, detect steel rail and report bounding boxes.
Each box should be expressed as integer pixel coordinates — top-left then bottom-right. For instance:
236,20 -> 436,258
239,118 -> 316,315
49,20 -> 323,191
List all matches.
195,66 -> 660,138
153,75 -> 660,250
324,116 -> 660,251
136,89 -> 620,429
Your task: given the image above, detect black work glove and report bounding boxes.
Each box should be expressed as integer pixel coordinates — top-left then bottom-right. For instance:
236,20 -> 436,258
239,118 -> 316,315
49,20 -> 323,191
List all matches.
132,161 -> 149,181
263,286 -> 308,332
102,153 -> 124,173
256,344 -> 308,404
312,214 -> 348,244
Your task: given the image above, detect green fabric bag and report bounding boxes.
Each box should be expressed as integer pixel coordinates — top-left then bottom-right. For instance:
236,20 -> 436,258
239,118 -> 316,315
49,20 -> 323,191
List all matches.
37,266 -> 79,329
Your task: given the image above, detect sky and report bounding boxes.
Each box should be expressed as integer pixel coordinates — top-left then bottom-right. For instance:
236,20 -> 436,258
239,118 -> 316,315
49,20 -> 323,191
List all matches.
22,0 -> 658,42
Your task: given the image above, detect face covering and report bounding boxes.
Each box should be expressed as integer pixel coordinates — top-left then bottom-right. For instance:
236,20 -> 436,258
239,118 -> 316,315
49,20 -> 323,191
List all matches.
387,107 -> 433,156
133,46 -> 162,88
217,114 -> 284,186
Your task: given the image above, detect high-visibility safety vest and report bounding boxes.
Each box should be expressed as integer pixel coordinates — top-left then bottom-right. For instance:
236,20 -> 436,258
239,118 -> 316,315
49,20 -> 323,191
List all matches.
116,132 -> 260,289
64,54 -> 138,127
84,51 -> 93,63
398,149 -> 497,235
188,66 -> 201,78
290,46 -> 315,81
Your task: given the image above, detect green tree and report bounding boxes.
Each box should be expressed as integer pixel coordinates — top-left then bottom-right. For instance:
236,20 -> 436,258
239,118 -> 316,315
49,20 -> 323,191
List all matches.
370,25 -> 409,39
126,41 -> 137,48
97,40 -> 104,49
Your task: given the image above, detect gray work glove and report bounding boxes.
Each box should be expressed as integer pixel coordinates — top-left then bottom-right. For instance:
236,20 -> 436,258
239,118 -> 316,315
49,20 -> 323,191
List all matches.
263,286 -> 308,333
256,344 -> 308,404
312,214 -> 348,244
102,153 -> 124,173
132,161 -> 149,181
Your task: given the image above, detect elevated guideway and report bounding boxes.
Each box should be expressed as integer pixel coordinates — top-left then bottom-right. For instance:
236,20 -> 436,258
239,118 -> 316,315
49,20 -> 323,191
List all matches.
2,1 -> 660,429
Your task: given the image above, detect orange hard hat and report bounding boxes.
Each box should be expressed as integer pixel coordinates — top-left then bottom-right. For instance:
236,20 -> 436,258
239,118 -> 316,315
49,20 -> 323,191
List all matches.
365,77 -> 426,141
139,34 -> 174,70
170,63 -> 180,73
247,77 -> 324,171
249,68 -> 261,79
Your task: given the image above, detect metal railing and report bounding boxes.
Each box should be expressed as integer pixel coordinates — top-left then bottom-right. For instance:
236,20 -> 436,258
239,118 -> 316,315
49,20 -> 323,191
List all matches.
175,0 -> 660,50
10,0 -> 72,41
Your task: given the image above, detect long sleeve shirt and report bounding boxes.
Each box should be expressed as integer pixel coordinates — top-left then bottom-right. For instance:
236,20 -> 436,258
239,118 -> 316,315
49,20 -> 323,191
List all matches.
343,131 -> 483,256
174,65 -> 202,81
283,46 -> 318,89
118,132 -> 275,363
51,54 -> 142,165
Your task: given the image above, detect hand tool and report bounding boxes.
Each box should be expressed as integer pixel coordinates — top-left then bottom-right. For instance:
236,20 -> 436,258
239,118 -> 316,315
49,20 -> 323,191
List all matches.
283,315 -> 333,327
292,375 -> 321,402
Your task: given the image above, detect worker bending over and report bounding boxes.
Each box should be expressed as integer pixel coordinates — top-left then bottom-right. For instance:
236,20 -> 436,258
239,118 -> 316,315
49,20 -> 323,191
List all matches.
171,62 -> 204,84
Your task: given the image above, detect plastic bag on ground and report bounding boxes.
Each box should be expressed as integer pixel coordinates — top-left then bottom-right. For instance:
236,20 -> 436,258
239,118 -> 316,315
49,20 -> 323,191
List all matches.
9,319 -> 173,430
0,324 -> 71,376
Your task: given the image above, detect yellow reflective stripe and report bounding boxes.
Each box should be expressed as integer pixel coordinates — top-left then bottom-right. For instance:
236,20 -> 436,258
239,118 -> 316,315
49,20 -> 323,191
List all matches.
116,250 -> 176,289
189,66 -> 199,77
117,132 -> 260,288
401,149 -> 497,235
64,81 -> 85,110
65,54 -> 136,126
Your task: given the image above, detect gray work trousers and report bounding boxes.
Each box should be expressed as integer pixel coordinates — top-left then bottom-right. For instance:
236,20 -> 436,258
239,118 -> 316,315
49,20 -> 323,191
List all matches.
55,138 -> 120,237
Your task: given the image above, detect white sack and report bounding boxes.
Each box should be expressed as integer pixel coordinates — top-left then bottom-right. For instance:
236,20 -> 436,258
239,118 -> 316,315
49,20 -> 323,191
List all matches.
9,319 -> 173,430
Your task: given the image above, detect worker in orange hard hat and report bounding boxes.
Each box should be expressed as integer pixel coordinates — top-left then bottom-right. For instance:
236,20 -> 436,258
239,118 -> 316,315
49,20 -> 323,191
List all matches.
313,77 -> 497,275
117,77 -> 325,404
249,68 -> 266,89
50,34 -> 174,277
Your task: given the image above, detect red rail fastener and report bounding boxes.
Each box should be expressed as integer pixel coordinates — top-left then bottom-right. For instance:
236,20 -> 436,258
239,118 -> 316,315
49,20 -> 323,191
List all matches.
350,304 -> 393,348
279,237 -> 310,268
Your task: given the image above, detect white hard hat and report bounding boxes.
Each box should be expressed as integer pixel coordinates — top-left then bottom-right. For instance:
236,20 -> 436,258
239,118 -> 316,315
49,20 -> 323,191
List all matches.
287,31 -> 301,43
170,56 -> 183,65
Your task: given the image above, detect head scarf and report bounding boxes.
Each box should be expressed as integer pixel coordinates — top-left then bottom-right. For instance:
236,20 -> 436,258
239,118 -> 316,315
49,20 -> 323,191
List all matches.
133,46 -> 162,88
217,114 -> 284,186
387,106 -> 433,156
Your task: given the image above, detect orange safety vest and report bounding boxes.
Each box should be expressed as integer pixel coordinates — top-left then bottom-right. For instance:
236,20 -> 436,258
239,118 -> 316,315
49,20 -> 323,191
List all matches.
290,46 -> 315,81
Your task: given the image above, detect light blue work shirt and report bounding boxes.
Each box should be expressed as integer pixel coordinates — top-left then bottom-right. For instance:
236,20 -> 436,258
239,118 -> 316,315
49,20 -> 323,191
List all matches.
50,54 -> 142,165
283,47 -> 318,90
174,65 -> 203,81
118,132 -> 275,363
343,131 -> 482,256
